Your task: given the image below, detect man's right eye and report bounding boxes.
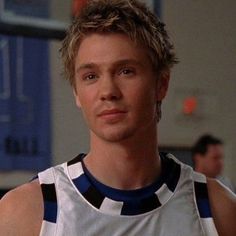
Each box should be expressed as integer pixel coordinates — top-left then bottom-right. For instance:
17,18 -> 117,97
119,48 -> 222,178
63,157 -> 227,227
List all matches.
84,74 -> 97,81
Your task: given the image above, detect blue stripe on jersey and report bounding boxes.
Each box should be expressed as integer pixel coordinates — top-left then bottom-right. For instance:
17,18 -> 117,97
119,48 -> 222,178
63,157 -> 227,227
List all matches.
194,182 -> 212,218
44,201 -> 58,223
82,159 -> 164,202
68,152 -> 181,216
196,198 -> 212,218
73,173 -> 91,193
81,153 -> 180,202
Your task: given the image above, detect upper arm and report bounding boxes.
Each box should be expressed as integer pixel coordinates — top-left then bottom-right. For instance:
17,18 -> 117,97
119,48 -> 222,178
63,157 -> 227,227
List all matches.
207,178 -> 236,236
0,181 -> 43,236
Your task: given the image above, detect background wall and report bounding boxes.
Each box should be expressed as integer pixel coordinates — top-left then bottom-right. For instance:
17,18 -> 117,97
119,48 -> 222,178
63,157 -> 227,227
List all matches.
159,0 -> 236,183
0,0 -> 235,188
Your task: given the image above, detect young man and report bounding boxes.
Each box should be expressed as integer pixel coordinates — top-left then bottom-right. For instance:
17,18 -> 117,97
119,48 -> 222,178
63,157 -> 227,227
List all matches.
192,134 -> 235,192
0,0 -> 235,235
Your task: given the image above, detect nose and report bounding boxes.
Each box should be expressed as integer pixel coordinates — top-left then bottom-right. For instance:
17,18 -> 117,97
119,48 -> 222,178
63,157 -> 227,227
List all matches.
99,76 -> 122,101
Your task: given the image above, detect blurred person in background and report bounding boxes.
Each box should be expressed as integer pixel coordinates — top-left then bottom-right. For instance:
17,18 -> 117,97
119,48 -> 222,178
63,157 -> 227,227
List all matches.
192,134 -> 235,192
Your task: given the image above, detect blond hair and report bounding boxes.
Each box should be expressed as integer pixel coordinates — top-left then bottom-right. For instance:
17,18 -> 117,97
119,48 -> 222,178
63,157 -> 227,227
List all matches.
60,0 -> 177,88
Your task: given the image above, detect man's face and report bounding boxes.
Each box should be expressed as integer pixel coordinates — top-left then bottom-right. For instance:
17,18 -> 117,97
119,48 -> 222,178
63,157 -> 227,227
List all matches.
73,33 -> 169,142
202,144 -> 224,178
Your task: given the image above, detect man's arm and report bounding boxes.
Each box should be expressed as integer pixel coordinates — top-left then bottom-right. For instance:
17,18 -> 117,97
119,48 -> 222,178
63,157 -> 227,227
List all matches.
207,178 -> 236,236
0,180 -> 43,236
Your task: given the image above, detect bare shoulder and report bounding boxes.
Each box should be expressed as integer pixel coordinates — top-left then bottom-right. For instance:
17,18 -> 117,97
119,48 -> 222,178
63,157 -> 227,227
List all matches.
0,180 -> 43,236
207,177 -> 236,236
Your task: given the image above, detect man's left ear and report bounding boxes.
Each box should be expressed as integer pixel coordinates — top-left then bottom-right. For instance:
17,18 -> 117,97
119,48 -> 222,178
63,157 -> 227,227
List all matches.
156,70 -> 170,101
73,87 -> 82,108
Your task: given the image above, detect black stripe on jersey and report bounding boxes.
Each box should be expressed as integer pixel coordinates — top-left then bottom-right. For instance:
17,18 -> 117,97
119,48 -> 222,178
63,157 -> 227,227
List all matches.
41,183 -> 58,223
67,153 -> 86,166
160,153 -> 181,192
194,182 -> 212,218
194,182 -> 208,198
68,152 -> 181,216
140,194 -> 162,213
83,185 -> 105,209
121,194 -> 161,215
41,183 -> 57,202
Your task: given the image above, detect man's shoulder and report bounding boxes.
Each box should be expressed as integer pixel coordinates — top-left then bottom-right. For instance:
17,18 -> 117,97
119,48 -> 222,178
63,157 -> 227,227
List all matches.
207,178 -> 236,236
1,179 -> 42,205
0,180 -> 43,235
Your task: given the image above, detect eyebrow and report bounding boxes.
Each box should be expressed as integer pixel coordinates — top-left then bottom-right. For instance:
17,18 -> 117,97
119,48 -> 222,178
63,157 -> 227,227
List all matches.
113,59 -> 143,67
76,63 -> 97,72
76,59 -> 144,74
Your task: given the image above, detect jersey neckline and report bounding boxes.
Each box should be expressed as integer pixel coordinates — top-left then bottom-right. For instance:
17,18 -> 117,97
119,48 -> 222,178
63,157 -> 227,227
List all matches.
66,152 -> 181,216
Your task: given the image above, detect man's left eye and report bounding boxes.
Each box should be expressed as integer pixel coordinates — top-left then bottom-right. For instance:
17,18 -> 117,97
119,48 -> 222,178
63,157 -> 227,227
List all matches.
84,74 -> 97,80
120,68 -> 134,75
123,69 -> 131,74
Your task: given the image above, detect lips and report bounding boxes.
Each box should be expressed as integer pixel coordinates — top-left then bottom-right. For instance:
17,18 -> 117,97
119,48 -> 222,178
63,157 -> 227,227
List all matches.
97,109 -> 127,123
98,109 -> 127,117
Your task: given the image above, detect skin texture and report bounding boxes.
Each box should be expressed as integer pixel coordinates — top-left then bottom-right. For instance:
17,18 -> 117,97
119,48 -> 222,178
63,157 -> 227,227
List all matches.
0,33 -> 235,235
73,33 -> 167,189
194,144 -> 224,178
0,180 -> 43,236
207,178 -> 236,236
74,33 -> 161,143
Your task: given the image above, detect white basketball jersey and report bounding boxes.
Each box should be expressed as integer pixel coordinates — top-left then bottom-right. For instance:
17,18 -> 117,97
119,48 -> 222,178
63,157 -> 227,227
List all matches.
38,153 -> 219,236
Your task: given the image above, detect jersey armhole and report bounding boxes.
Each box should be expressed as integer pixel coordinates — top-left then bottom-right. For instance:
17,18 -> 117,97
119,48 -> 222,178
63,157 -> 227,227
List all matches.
192,172 -> 219,236
38,168 -> 58,236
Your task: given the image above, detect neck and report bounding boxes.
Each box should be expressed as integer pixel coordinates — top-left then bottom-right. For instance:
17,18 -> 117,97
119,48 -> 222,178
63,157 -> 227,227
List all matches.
84,125 -> 161,190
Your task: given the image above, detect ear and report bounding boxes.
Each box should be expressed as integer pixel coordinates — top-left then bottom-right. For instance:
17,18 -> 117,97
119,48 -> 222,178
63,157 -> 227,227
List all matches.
156,70 -> 170,101
73,87 -> 82,108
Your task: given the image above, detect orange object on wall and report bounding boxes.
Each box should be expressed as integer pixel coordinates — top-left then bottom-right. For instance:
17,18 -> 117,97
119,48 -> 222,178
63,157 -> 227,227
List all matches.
72,0 -> 87,17
182,96 -> 198,115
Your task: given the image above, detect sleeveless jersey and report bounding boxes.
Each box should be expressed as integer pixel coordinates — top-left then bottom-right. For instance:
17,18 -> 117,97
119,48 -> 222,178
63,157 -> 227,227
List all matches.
38,153 -> 219,236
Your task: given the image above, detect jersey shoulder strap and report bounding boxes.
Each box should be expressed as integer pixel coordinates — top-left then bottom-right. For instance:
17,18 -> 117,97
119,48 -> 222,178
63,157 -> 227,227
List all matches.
192,171 -> 219,236
38,167 -> 58,236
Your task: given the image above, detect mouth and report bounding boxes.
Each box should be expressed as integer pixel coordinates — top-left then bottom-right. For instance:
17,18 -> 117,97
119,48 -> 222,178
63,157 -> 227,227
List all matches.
98,109 -> 127,116
98,109 -> 127,121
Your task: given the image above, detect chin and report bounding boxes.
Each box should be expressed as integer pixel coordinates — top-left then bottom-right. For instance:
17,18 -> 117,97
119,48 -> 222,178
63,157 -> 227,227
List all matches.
95,127 -> 136,142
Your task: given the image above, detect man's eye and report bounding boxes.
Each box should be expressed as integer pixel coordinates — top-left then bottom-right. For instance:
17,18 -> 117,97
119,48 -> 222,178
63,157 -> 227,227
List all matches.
84,74 -> 97,80
120,68 -> 135,76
